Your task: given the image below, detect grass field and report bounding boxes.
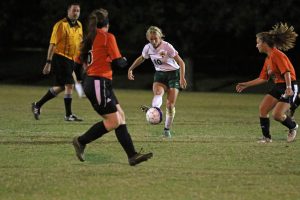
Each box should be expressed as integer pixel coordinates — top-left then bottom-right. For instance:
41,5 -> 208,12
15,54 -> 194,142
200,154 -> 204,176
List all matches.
0,84 -> 300,200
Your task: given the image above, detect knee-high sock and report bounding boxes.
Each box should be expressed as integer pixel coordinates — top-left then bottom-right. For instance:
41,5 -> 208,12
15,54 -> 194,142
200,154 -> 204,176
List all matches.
64,94 -> 72,116
152,95 -> 162,108
260,117 -> 271,139
165,107 -> 176,130
78,121 -> 108,145
36,88 -> 57,108
115,124 -> 137,158
281,116 -> 297,129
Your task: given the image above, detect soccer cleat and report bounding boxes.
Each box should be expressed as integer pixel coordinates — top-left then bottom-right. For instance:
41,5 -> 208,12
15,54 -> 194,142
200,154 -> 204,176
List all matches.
140,105 -> 150,113
163,129 -> 172,138
128,150 -> 153,166
65,114 -> 83,122
31,102 -> 40,120
72,136 -> 86,162
287,124 -> 298,143
257,137 -> 272,144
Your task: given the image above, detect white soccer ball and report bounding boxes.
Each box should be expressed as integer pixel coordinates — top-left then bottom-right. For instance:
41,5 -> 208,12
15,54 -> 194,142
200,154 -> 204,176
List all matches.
146,107 -> 163,125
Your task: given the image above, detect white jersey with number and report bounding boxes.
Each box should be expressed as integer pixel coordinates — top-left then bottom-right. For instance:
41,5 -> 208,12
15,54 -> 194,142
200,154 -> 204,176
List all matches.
142,41 -> 180,71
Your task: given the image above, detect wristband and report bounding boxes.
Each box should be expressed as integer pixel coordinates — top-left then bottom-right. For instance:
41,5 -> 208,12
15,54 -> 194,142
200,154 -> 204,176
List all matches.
286,86 -> 292,88
46,59 -> 52,63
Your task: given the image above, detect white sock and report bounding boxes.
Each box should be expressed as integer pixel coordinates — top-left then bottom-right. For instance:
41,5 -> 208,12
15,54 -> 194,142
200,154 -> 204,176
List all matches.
75,83 -> 84,97
165,107 -> 175,129
152,95 -> 162,108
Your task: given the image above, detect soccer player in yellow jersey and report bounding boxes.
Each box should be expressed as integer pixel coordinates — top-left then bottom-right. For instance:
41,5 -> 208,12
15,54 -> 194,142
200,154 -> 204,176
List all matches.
32,3 -> 83,121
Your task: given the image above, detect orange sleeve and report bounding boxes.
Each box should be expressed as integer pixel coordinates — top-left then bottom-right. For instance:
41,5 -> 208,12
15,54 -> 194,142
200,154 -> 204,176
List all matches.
107,34 -> 122,60
272,53 -> 290,75
259,60 -> 269,80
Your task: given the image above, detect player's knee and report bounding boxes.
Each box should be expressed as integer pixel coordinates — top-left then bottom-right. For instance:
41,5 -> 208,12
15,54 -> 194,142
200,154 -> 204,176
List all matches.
118,110 -> 126,124
259,106 -> 268,117
272,111 -> 284,121
104,118 -> 121,131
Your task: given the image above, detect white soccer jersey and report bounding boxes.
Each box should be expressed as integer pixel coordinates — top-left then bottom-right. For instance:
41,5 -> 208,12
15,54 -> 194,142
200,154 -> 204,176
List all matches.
142,41 -> 180,71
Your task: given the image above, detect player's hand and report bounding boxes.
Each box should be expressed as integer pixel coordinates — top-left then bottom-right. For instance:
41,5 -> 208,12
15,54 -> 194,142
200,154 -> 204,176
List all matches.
180,78 -> 187,89
128,70 -> 134,80
43,63 -> 51,75
236,82 -> 247,93
285,87 -> 294,97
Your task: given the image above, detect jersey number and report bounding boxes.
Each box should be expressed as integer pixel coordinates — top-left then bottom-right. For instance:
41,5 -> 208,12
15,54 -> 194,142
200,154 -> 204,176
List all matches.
153,59 -> 162,65
87,51 -> 93,65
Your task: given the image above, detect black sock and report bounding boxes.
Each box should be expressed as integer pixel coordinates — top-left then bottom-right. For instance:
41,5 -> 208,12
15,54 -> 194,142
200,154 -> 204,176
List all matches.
281,116 -> 297,129
36,88 -> 56,108
78,121 -> 108,145
64,94 -> 72,116
115,124 -> 137,158
260,117 -> 271,139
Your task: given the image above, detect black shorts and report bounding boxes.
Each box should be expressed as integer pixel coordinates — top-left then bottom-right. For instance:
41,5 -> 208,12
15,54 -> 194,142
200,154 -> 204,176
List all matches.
83,76 -> 119,115
52,54 -> 75,86
268,82 -> 298,104
74,62 -> 84,82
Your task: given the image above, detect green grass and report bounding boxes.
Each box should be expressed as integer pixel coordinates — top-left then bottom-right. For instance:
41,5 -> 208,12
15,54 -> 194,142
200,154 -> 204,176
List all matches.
0,84 -> 300,200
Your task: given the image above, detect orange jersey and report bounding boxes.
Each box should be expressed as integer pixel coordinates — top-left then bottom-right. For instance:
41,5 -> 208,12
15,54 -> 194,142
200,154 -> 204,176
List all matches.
86,29 -> 122,80
259,48 -> 296,83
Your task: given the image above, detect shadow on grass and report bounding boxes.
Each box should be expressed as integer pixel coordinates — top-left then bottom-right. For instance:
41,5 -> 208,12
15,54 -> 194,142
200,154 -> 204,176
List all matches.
83,153 -> 123,165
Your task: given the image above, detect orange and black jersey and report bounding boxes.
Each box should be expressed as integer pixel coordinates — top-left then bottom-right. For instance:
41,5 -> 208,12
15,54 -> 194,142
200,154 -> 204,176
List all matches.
86,29 -> 122,80
50,17 -> 83,61
259,48 -> 296,83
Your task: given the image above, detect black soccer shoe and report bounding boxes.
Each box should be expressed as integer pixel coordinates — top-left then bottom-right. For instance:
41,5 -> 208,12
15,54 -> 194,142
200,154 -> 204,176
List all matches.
140,105 -> 150,113
31,102 -> 40,120
128,151 -> 153,166
72,136 -> 86,162
65,114 -> 83,122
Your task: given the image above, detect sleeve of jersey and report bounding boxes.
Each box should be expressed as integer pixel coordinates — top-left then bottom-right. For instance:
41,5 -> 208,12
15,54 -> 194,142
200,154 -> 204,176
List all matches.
49,22 -> 63,45
273,54 -> 291,75
107,34 -> 122,60
142,44 -> 150,59
259,62 -> 269,80
166,42 -> 178,57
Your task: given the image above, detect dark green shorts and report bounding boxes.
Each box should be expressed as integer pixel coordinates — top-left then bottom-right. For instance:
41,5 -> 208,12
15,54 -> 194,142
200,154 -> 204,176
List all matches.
154,70 -> 180,89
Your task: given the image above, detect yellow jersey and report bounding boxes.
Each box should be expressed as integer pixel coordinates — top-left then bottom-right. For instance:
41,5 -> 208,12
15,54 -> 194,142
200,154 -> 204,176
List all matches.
50,17 -> 83,61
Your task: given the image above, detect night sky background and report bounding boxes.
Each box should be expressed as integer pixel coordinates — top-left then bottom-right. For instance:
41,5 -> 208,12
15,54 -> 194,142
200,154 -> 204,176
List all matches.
1,0 -> 300,90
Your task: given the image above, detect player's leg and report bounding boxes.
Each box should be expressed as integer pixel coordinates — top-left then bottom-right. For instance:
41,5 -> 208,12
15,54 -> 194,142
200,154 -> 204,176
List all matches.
258,94 -> 278,143
152,82 -> 166,108
164,88 -> 179,137
286,87 -> 299,120
32,86 -> 63,120
63,59 -> 82,121
73,63 -> 86,98
273,101 -> 298,142
31,86 -> 63,117
73,78 -> 152,164
64,83 -> 83,121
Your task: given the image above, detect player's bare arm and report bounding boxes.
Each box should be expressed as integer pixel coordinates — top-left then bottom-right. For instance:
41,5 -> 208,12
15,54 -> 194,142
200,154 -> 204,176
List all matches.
128,55 -> 145,80
43,44 -> 56,75
174,54 -> 187,89
236,78 -> 267,93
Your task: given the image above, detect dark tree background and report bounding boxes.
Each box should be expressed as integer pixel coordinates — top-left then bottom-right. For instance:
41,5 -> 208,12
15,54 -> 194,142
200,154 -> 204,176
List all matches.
0,0 -> 300,89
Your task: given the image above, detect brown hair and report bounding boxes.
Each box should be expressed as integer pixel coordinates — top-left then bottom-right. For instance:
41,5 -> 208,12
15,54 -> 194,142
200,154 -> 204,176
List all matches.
256,22 -> 298,51
80,8 -> 109,63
